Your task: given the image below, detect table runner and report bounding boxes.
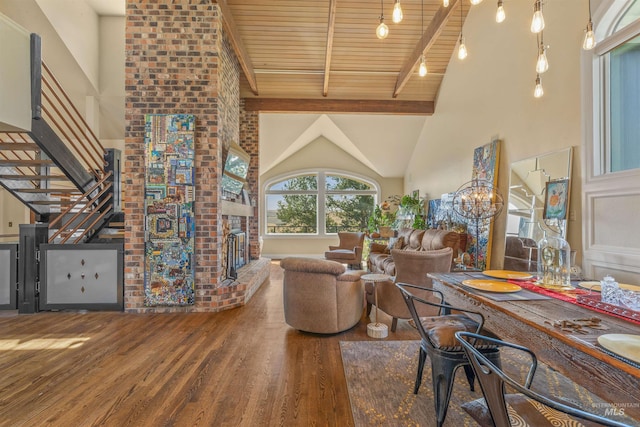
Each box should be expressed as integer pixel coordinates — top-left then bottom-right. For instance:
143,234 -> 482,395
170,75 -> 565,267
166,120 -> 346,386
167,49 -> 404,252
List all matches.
508,279 -> 640,326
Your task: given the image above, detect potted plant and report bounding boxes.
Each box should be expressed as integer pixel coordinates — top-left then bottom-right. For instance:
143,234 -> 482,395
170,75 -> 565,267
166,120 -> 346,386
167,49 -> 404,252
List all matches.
368,204 -> 396,237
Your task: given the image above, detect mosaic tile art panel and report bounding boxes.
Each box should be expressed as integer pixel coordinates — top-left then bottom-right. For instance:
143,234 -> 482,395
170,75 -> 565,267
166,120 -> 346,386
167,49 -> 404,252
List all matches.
144,114 -> 195,306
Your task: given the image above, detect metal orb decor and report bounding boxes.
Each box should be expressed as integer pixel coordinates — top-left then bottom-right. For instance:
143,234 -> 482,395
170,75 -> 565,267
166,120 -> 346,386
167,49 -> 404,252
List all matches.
452,179 -> 504,269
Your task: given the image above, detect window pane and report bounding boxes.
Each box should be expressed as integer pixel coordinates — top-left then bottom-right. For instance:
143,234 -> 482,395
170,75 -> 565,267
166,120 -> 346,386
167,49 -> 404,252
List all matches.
268,175 -> 317,191
325,194 -> 374,233
326,175 -> 374,191
266,194 -> 317,234
608,35 -> 640,172
614,0 -> 640,32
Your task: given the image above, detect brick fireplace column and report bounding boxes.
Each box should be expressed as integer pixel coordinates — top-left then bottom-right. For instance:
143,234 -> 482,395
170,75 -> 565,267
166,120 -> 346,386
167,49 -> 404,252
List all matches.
124,1 -> 242,312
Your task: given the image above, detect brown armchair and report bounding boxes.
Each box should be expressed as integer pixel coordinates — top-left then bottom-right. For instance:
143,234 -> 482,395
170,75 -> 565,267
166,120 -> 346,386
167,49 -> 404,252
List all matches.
281,257 -> 366,334
324,231 -> 365,269
366,247 -> 454,332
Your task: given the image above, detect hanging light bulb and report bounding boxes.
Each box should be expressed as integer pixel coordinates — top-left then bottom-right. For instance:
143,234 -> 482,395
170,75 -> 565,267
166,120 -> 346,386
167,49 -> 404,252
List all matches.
376,0 -> 389,39
534,74 -> 544,98
443,0 -> 450,6
392,0 -> 403,23
458,36 -> 468,60
536,43 -> 549,73
419,55 -> 428,76
583,21 -> 596,50
470,0 -> 483,5
531,0 -> 545,33
376,18 -> 389,39
458,1 -> 467,60
496,0 -> 506,23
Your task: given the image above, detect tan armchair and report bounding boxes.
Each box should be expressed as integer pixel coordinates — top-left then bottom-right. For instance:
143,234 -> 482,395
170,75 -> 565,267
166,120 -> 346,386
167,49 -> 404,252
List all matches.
324,231 -> 365,269
281,257 -> 366,334
366,247 -> 453,332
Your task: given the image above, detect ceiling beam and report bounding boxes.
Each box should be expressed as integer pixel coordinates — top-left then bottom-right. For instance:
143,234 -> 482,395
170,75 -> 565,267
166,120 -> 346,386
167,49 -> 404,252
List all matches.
243,98 -> 434,115
217,0 -> 259,95
393,0 -> 460,98
322,0 -> 337,97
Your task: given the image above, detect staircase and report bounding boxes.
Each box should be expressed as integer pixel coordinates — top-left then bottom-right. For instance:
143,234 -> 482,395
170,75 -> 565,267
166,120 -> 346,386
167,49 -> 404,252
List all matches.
0,34 -> 120,244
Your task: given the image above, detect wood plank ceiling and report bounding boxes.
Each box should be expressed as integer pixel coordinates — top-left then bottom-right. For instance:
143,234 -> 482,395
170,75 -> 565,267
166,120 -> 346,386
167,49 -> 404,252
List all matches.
222,0 -> 469,114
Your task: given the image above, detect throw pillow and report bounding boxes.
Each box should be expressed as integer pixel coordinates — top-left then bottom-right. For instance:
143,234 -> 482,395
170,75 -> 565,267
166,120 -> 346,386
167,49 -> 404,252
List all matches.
385,237 -> 404,254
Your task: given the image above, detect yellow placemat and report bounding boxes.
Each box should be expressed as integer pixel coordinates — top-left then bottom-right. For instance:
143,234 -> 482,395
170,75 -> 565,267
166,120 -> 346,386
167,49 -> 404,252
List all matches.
482,270 -> 533,280
462,279 -> 522,293
597,334 -> 640,364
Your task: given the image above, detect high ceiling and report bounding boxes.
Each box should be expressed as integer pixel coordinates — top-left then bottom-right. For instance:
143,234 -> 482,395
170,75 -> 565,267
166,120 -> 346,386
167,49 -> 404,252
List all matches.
88,0 -> 467,115
226,0 -> 468,115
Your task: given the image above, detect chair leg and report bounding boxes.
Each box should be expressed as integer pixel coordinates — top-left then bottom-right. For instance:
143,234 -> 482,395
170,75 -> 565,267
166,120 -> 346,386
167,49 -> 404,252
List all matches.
463,364 -> 475,392
430,353 -> 461,427
391,317 -> 398,332
413,346 -> 427,394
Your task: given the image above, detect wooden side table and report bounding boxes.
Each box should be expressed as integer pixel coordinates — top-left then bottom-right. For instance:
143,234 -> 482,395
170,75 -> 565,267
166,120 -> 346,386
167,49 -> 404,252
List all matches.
362,273 -> 391,338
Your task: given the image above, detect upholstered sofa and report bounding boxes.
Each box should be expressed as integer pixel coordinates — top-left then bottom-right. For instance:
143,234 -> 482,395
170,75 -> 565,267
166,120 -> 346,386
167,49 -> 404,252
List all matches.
367,228 -> 461,276
504,236 -> 538,272
280,257 -> 367,334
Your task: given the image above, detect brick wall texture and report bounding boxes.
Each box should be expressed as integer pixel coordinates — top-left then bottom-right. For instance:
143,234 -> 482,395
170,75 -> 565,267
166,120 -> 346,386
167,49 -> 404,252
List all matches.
124,0 -> 260,312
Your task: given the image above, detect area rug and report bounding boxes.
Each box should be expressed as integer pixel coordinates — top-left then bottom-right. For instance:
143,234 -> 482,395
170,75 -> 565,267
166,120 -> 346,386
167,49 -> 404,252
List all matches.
340,340 -> 630,427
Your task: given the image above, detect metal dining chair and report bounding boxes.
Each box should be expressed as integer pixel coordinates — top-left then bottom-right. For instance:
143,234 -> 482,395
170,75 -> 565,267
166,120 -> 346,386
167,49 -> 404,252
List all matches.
396,282 -> 501,427
455,331 -> 631,427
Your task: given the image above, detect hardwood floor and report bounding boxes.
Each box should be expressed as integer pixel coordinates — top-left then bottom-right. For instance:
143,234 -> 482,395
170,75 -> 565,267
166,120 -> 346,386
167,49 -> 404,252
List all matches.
0,261 -> 418,426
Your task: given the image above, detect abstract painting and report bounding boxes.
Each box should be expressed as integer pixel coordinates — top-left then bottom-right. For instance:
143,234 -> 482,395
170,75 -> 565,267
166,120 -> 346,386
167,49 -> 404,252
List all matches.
144,114 -> 195,306
467,139 -> 500,270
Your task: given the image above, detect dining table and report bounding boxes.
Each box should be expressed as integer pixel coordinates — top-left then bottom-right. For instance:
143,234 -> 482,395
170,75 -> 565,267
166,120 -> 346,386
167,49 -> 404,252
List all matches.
428,271 -> 640,419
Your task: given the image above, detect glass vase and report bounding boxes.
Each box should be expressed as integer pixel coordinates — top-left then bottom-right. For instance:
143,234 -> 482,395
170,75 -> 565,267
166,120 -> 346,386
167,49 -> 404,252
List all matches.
537,232 -> 571,287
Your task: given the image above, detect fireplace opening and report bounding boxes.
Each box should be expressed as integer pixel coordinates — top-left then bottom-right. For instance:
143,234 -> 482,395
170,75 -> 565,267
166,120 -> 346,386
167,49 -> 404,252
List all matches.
225,229 -> 247,280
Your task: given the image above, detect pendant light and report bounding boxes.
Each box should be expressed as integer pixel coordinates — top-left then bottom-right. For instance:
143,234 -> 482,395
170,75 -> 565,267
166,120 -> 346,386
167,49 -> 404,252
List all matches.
496,0 -> 506,23
458,1 -> 468,60
583,0 -> 596,50
392,0 -> 403,23
534,74 -> 544,98
536,33 -> 549,73
531,0 -> 545,33
418,0 -> 428,76
443,0 -> 450,7
376,0 -> 389,39
470,0 -> 483,5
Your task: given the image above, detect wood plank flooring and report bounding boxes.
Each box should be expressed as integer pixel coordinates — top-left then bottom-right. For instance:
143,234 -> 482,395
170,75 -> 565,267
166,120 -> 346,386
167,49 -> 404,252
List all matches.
0,261 -> 418,426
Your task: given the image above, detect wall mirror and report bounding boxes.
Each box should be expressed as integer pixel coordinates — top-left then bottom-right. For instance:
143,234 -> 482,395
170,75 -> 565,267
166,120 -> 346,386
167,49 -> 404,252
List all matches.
504,147 -> 573,271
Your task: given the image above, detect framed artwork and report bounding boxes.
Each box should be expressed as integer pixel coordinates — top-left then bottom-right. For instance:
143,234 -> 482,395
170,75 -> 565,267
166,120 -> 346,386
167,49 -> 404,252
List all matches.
467,139 -> 501,270
543,179 -> 570,220
427,198 -> 441,229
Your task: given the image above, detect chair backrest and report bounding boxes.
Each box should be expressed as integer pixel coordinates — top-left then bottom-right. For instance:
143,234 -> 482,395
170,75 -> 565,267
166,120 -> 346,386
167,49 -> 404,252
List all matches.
455,332 -> 630,427
392,247 -> 453,288
338,231 -> 365,250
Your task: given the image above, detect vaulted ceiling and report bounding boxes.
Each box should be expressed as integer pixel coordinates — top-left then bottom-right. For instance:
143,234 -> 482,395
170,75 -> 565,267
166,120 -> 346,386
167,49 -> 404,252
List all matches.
224,0 -> 468,115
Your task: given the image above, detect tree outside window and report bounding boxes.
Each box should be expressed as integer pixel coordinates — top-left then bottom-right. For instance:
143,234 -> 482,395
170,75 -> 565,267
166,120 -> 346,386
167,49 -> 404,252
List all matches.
265,172 -> 377,235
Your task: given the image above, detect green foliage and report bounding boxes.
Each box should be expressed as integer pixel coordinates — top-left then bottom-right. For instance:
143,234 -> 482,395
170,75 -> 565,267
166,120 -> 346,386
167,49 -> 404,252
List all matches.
275,175 -> 374,233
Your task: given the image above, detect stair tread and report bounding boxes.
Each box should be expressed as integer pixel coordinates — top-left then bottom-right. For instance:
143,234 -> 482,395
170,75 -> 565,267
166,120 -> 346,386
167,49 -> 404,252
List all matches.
0,174 -> 69,180
0,143 -> 39,151
0,159 -> 54,166
14,188 -> 81,194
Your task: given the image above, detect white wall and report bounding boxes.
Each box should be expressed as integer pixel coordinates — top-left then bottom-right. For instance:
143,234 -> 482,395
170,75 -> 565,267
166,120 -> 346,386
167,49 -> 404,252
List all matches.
406,0 -> 587,269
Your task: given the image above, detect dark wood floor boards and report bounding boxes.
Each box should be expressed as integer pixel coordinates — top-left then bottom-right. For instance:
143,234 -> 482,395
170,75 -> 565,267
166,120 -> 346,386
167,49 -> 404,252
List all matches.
0,262 -> 417,426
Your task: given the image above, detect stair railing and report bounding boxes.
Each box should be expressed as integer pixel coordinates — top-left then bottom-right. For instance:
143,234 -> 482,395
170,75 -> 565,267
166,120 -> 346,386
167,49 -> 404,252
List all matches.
40,63 -> 105,178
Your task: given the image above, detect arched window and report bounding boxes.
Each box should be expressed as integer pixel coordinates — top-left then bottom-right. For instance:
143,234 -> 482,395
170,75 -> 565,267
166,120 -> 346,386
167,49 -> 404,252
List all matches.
264,171 -> 378,236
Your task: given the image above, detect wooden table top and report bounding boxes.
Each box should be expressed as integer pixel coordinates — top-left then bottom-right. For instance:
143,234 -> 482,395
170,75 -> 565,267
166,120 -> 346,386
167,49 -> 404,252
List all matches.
429,271 -> 640,418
